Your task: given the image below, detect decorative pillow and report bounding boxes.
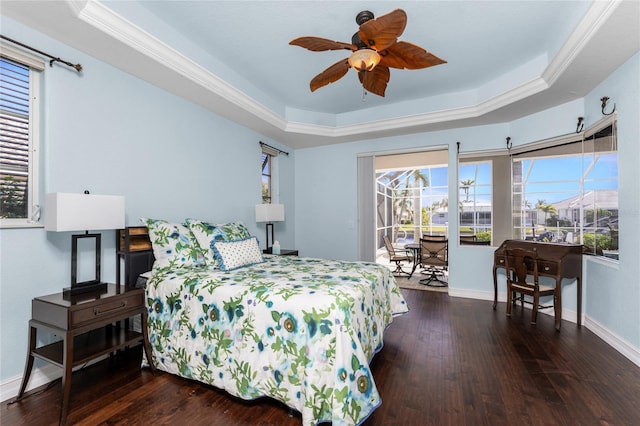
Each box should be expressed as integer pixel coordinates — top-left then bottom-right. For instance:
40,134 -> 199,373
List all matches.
185,219 -> 251,263
141,218 -> 205,270
212,236 -> 264,271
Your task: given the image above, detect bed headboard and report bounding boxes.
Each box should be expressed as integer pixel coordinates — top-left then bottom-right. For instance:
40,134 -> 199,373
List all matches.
117,227 -> 155,287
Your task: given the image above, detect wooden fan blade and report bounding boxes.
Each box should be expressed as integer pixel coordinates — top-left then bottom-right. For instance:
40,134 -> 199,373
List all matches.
290,36 -> 356,52
310,59 -> 351,92
358,9 -> 407,52
360,66 -> 391,97
380,41 -> 447,70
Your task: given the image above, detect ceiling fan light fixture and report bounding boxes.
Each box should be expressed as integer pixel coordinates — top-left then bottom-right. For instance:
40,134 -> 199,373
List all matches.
290,9 -> 445,96
348,49 -> 380,72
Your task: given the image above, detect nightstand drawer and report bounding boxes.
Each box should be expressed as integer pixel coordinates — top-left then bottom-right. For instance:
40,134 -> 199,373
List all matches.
71,292 -> 143,327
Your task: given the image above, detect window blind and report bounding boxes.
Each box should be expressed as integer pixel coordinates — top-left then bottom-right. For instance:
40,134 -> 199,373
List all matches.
0,57 -> 30,218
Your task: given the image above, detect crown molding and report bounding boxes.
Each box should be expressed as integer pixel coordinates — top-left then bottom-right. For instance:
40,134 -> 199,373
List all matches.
67,0 -> 604,141
543,0 -> 620,84
72,0 -> 289,129
286,75 -> 549,139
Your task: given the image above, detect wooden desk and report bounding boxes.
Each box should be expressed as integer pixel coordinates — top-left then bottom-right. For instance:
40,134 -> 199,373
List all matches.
14,284 -> 154,425
493,240 -> 583,330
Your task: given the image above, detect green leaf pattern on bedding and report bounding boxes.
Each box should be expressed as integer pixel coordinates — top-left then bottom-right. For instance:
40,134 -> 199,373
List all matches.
144,255 -> 408,426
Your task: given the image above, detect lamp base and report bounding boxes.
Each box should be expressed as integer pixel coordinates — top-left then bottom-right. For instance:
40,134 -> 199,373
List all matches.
265,222 -> 275,250
63,282 -> 108,301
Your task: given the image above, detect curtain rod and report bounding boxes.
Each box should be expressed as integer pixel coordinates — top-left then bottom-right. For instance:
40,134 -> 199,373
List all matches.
1,35 -> 82,72
259,141 -> 289,156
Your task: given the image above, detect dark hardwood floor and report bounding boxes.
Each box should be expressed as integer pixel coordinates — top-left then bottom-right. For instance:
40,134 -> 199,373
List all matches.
3,289 -> 640,425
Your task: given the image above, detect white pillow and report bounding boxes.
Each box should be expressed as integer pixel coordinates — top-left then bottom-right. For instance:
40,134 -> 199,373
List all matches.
212,236 -> 264,271
185,219 -> 251,265
141,218 -> 205,270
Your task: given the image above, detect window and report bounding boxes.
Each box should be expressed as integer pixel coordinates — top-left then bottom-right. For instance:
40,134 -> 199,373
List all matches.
261,151 -> 272,203
458,160 -> 493,242
511,118 -> 618,259
260,142 -> 284,204
0,45 -> 43,227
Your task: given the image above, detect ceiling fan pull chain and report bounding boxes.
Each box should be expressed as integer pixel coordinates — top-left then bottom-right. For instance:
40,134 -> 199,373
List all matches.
362,87 -> 368,102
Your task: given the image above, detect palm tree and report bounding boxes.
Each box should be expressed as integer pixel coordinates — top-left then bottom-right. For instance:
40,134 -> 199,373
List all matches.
540,203 -> 557,226
394,188 -> 412,223
379,169 -> 430,240
396,169 -> 429,224
460,179 -> 475,202
534,199 -> 557,226
410,170 -> 429,237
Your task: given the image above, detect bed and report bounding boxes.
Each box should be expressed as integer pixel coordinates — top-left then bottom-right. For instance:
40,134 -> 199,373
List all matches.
139,219 -> 409,425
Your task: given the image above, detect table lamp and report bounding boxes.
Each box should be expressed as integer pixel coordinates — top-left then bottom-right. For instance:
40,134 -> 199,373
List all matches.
255,203 -> 284,251
45,191 -> 125,298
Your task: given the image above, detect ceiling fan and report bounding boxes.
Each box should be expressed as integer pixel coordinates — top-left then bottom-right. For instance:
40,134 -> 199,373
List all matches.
289,9 -> 446,97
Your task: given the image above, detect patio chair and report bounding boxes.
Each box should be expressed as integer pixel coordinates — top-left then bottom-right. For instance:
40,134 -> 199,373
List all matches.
419,237 -> 448,287
459,235 -> 477,244
383,235 -> 412,277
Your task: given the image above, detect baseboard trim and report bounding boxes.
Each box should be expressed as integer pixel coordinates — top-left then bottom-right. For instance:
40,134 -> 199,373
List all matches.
0,355 -> 108,403
0,363 -> 62,403
584,316 -> 640,367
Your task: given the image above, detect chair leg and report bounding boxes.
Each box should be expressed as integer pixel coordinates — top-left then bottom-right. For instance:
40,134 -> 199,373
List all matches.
392,261 -> 409,277
506,284 -> 512,317
554,290 -> 562,331
418,267 -> 447,287
531,292 -> 539,324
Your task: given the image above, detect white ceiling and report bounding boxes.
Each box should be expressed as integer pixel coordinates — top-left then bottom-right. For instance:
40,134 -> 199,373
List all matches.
2,1 -> 639,149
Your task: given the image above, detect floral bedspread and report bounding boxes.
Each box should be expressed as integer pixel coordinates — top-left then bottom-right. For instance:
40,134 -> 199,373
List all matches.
144,255 -> 408,425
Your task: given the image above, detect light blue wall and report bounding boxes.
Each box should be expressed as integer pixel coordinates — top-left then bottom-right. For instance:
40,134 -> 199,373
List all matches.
295,53 -> 640,351
2,16 -> 638,389
0,18 -> 295,383
582,53 -> 640,348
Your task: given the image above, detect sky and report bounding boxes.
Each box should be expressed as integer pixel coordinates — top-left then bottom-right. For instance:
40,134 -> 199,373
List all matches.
379,151 -> 618,212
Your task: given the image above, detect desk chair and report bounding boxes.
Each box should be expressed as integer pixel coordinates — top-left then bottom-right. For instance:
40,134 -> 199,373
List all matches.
504,248 -> 556,325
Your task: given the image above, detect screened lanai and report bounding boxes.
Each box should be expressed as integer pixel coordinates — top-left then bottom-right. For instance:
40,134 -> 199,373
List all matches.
375,150 -> 449,258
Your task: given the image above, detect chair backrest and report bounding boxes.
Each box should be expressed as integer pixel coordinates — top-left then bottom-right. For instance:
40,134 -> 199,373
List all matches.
419,237 -> 448,267
383,235 -> 397,256
461,239 -> 491,246
459,235 -> 477,244
505,248 -> 538,286
423,233 -> 446,240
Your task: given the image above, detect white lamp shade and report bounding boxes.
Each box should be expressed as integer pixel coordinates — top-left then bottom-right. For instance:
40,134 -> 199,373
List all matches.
348,49 -> 381,72
45,193 -> 125,232
255,203 -> 285,222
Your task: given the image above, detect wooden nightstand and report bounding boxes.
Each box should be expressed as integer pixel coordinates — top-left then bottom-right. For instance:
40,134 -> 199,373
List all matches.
263,248 -> 299,256
13,284 -> 154,425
